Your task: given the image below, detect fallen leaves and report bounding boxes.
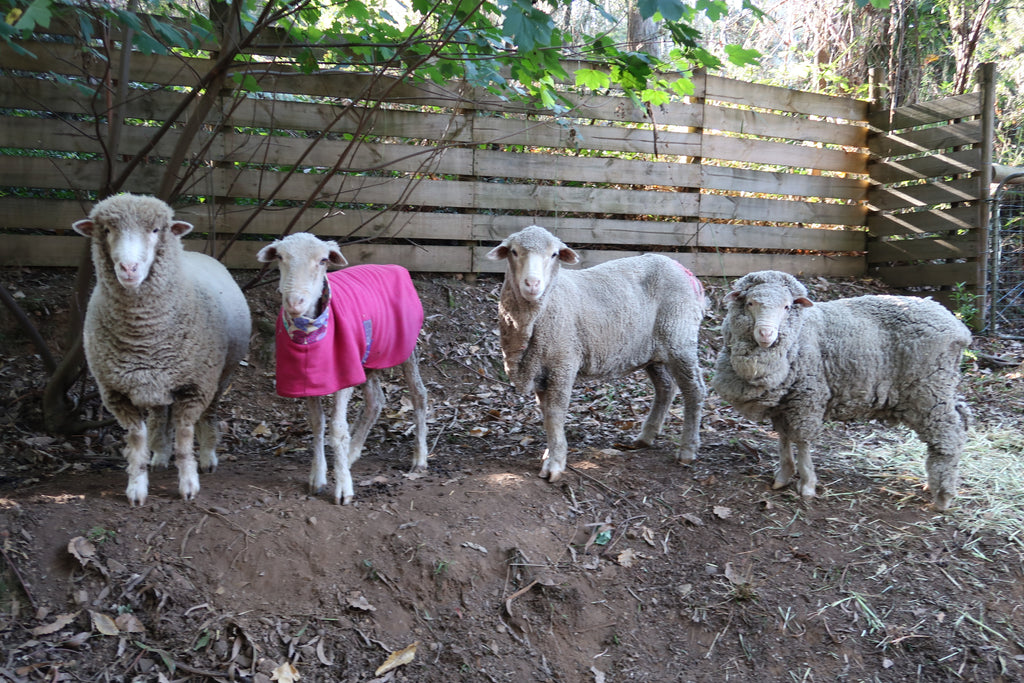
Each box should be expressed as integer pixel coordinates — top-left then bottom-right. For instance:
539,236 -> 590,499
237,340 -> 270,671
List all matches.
374,641 -> 419,676
31,611 -> 79,636
271,661 -> 300,682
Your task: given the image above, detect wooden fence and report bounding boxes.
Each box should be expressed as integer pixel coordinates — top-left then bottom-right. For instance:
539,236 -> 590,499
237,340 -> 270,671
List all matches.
0,22 -> 993,299
865,63 -> 995,307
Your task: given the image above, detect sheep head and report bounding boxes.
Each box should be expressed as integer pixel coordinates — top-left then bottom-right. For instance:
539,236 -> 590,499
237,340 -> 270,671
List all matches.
486,225 -> 579,303
257,233 -> 347,319
73,194 -> 192,290
725,270 -> 813,349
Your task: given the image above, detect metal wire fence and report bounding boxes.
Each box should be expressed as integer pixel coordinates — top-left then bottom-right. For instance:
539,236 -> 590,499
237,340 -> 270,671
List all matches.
989,173 -> 1024,339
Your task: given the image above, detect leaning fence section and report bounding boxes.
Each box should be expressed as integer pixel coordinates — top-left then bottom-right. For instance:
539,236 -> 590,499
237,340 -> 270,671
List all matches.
864,63 -> 995,310
0,18 -> 871,277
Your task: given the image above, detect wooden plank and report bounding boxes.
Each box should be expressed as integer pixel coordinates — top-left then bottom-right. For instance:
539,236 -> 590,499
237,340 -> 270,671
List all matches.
868,120 -> 983,157
701,166 -> 867,201
0,232 -> 862,276
708,104 -> 867,148
868,262 -> 978,287
866,234 -> 979,263
703,135 -> 869,173
868,93 -> 982,131
866,205 -> 979,237
866,177 -> 982,212
693,222 -> 865,251
700,194 -> 865,227
0,234 -> 474,271
474,246 -> 865,278
705,74 -> 867,121
0,198 -> 865,254
868,148 -> 984,184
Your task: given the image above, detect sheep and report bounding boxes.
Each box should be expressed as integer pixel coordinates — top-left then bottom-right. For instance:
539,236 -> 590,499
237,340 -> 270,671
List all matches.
712,270 -> 972,510
486,225 -> 706,482
257,233 -> 428,505
72,194 -> 251,505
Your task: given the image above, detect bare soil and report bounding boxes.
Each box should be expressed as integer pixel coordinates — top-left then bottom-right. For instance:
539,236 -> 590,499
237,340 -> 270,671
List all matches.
1,266 -> 1023,683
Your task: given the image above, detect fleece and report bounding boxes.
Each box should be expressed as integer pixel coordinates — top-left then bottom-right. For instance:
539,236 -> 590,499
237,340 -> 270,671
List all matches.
274,264 -> 423,398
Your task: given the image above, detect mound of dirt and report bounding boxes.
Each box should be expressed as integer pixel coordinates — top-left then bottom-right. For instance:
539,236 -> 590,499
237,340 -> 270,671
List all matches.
1,267 -> 1023,682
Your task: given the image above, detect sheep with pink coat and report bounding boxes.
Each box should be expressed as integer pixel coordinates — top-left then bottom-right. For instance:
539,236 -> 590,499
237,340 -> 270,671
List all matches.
258,233 -> 428,504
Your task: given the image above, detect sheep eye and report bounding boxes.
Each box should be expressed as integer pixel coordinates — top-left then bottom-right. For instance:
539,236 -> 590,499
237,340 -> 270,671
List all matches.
152,227 -> 160,234
510,248 -> 518,257
320,257 -> 329,265
551,252 -> 558,259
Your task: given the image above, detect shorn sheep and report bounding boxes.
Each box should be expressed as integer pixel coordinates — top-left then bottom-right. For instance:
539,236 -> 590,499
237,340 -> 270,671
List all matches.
257,233 -> 428,505
487,225 -> 706,481
712,270 -> 972,510
73,194 -> 251,505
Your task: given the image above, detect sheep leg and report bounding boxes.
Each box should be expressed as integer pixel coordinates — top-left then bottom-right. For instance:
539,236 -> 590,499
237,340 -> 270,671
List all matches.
341,375 -> 385,502
772,432 -> 795,490
195,405 -> 219,473
793,440 -> 817,499
400,352 -> 429,472
306,396 -> 329,494
147,405 -> 172,467
637,364 -> 678,447
918,404 -> 968,511
172,419 -> 201,501
537,374 -> 574,482
666,355 -> 705,464
104,391 -> 150,506
328,386 -> 356,505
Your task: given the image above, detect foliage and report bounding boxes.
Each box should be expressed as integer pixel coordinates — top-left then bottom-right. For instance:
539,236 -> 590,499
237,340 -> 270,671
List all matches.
0,0 -> 763,111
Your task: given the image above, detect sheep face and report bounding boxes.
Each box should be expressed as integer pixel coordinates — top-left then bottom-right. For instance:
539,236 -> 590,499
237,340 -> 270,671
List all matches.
73,194 -> 193,290
257,233 -> 347,318
486,225 -> 580,302
726,281 -> 813,348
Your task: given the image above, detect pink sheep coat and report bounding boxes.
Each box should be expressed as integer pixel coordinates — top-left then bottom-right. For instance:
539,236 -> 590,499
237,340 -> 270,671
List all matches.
273,265 -> 423,398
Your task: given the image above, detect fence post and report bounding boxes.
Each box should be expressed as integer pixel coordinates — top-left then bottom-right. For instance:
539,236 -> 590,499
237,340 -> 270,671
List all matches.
976,62 -> 996,323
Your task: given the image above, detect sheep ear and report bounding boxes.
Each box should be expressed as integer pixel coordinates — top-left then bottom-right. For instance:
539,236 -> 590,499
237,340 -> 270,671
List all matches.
72,219 -> 95,237
326,243 -> 348,267
724,290 -> 743,303
794,296 -> 814,308
256,243 -> 279,263
170,221 -> 194,237
485,244 -> 509,261
558,246 -> 580,264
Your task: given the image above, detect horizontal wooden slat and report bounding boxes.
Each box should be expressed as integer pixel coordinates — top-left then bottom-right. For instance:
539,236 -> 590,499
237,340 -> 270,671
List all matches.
701,166 -> 867,201
866,177 -> 982,212
700,195 -> 865,227
705,75 -> 867,121
0,233 -> 864,276
867,120 -> 983,157
866,234 -> 979,263
703,135 -> 868,173
708,104 -> 867,148
866,206 -> 980,238
868,148 -> 984,184
868,93 -> 982,131
474,247 -> 865,278
0,199 -> 866,253
867,262 -> 978,287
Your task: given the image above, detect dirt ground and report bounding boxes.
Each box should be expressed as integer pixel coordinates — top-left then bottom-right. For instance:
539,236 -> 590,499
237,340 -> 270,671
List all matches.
1,265 -> 1023,683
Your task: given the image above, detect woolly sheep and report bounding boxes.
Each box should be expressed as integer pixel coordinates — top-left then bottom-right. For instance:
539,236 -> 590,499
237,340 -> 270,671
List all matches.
257,233 -> 428,505
712,270 -> 972,510
73,194 -> 251,505
486,225 -> 706,481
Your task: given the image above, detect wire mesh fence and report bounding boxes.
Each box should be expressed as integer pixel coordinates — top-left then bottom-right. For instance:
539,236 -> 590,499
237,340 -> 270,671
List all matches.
989,173 -> 1024,339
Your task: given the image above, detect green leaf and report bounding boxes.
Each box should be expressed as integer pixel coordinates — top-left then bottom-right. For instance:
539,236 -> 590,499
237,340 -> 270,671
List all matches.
575,68 -> 610,91
696,0 -> 728,22
13,0 -> 53,30
641,88 -> 670,106
723,44 -> 761,67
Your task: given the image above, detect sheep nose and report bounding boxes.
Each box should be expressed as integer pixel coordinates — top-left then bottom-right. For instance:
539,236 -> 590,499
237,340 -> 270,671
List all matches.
284,294 -> 308,316
522,276 -> 542,293
119,262 -> 139,276
754,326 -> 777,347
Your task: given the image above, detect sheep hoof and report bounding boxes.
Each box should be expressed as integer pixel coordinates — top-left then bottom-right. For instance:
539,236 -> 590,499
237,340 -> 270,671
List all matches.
771,479 -> 789,490
799,485 -> 816,499
409,464 -> 428,474
338,495 -> 353,505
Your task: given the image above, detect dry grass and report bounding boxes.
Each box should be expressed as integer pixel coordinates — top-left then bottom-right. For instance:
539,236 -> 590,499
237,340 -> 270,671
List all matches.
837,424 -> 1024,547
